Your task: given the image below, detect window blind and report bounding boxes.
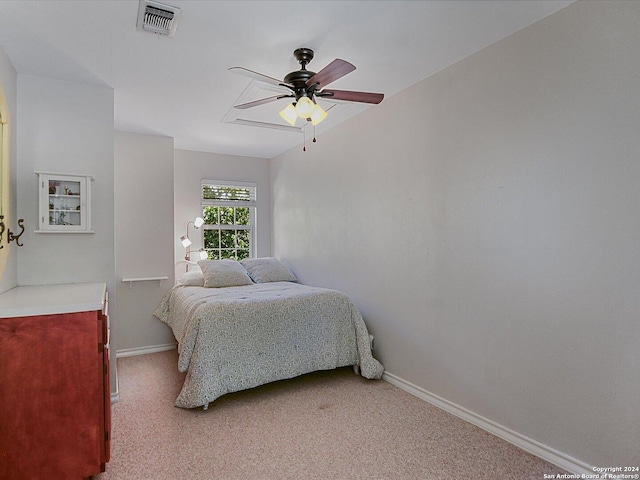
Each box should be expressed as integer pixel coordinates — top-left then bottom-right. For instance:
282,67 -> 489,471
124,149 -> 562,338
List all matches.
201,180 -> 257,207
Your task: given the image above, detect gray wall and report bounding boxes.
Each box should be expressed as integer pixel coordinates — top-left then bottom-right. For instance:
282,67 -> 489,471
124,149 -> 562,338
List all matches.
173,149 -> 271,280
271,0 -> 639,469
114,131 -> 175,354
15,74 -> 117,393
16,75 -> 115,288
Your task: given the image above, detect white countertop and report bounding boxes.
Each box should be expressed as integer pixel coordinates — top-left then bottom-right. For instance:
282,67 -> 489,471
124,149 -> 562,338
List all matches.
0,282 -> 107,318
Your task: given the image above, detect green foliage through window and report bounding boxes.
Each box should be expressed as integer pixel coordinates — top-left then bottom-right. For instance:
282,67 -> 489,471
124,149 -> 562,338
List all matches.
201,206 -> 252,260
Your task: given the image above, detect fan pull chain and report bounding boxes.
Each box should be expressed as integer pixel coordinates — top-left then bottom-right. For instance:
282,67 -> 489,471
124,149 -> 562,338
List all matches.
312,124 -> 317,143
302,125 -> 306,152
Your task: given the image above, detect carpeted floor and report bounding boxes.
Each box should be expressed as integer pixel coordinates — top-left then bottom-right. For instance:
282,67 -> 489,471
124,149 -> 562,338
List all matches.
96,350 -> 566,479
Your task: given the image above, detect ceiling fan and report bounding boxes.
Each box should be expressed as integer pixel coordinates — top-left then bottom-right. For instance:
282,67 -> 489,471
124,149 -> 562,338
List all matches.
229,48 -> 384,127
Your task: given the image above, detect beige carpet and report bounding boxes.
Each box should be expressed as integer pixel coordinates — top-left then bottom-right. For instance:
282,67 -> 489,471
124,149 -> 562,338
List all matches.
96,350 -> 566,479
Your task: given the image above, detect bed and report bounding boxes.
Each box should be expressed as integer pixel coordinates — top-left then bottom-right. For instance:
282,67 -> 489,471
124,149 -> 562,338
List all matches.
153,258 -> 384,409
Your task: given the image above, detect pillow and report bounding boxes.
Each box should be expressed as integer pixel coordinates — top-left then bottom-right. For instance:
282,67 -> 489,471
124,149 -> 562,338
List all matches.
198,259 -> 253,288
240,257 -> 297,283
178,270 -> 204,287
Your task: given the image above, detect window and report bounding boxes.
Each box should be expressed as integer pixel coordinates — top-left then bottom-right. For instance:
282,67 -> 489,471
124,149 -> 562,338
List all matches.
201,180 -> 256,260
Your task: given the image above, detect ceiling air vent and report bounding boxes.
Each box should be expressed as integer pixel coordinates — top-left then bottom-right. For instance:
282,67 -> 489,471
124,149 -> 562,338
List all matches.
136,0 -> 181,38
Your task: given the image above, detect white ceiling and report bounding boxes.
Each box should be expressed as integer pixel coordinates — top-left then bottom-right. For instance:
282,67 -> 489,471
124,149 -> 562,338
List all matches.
0,0 -> 573,159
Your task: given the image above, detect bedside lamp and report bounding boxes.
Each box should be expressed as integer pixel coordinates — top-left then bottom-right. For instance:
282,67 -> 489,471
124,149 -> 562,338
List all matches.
180,216 -> 205,269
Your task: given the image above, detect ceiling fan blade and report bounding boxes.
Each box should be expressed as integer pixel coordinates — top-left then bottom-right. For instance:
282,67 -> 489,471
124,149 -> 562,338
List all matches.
233,95 -> 292,110
228,67 -> 292,89
318,89 -> 384,104
306,59 -> 356,89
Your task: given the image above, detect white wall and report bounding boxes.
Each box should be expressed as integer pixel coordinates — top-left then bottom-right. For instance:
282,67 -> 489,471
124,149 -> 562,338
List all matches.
0,45 -> 17,294
16,74 -> 117,392
16,75 -> 115,287
174,149 -> 271,279
271,0 -> 639,469
114,132 -> 175,354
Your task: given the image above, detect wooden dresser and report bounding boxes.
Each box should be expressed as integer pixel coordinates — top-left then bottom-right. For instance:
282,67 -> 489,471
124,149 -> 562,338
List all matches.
0,282 -> 111,479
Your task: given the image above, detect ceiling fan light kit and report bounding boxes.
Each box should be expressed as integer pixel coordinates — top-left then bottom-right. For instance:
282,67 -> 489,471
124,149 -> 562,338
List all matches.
230,47 -> 384,150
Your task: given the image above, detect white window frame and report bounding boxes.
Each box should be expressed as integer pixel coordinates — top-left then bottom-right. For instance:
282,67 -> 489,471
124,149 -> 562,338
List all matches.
200,180 -> 257,260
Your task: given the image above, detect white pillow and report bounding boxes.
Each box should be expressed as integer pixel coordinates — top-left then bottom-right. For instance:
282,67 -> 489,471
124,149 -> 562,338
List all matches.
198,259 -> 253,288
240,257 -> 297,283
179,270 -> 204,287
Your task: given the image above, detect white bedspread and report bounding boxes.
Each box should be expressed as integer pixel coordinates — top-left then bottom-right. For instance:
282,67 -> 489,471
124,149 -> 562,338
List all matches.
154,282 -> 384,409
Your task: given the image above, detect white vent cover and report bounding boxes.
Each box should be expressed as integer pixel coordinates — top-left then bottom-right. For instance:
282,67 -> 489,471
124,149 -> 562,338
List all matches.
136,0 -> 181,38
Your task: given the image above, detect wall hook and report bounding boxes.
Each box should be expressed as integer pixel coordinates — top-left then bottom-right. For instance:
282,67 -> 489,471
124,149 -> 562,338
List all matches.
0,215 -> 5,249
8,219 -> 25,246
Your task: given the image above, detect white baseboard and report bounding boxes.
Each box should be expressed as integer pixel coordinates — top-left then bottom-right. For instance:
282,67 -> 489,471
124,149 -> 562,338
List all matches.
112,344 -> 176,403
116,343 -> 177,358
382,371 -> 593,476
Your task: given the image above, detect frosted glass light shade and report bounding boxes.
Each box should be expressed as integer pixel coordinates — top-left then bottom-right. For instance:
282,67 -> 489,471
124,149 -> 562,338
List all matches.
180,235 -> 192,248
295,96 -> 315,118
197,249 -> 208,260
279,104 -> 297,126
310,104 -> 328,125
194,217 -> 204,228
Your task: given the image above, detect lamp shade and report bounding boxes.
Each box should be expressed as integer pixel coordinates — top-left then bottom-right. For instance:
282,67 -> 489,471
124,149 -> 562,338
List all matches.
310,104 -> 328,125
194,217 -> 204,228
295,96 -> 315,118
279,104 -> 297,126
180,235 -> 192,248
197,248 -> 208,260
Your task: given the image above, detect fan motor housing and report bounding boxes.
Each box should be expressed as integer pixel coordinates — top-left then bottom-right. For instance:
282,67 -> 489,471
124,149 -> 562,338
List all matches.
284,70 -> 316,87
